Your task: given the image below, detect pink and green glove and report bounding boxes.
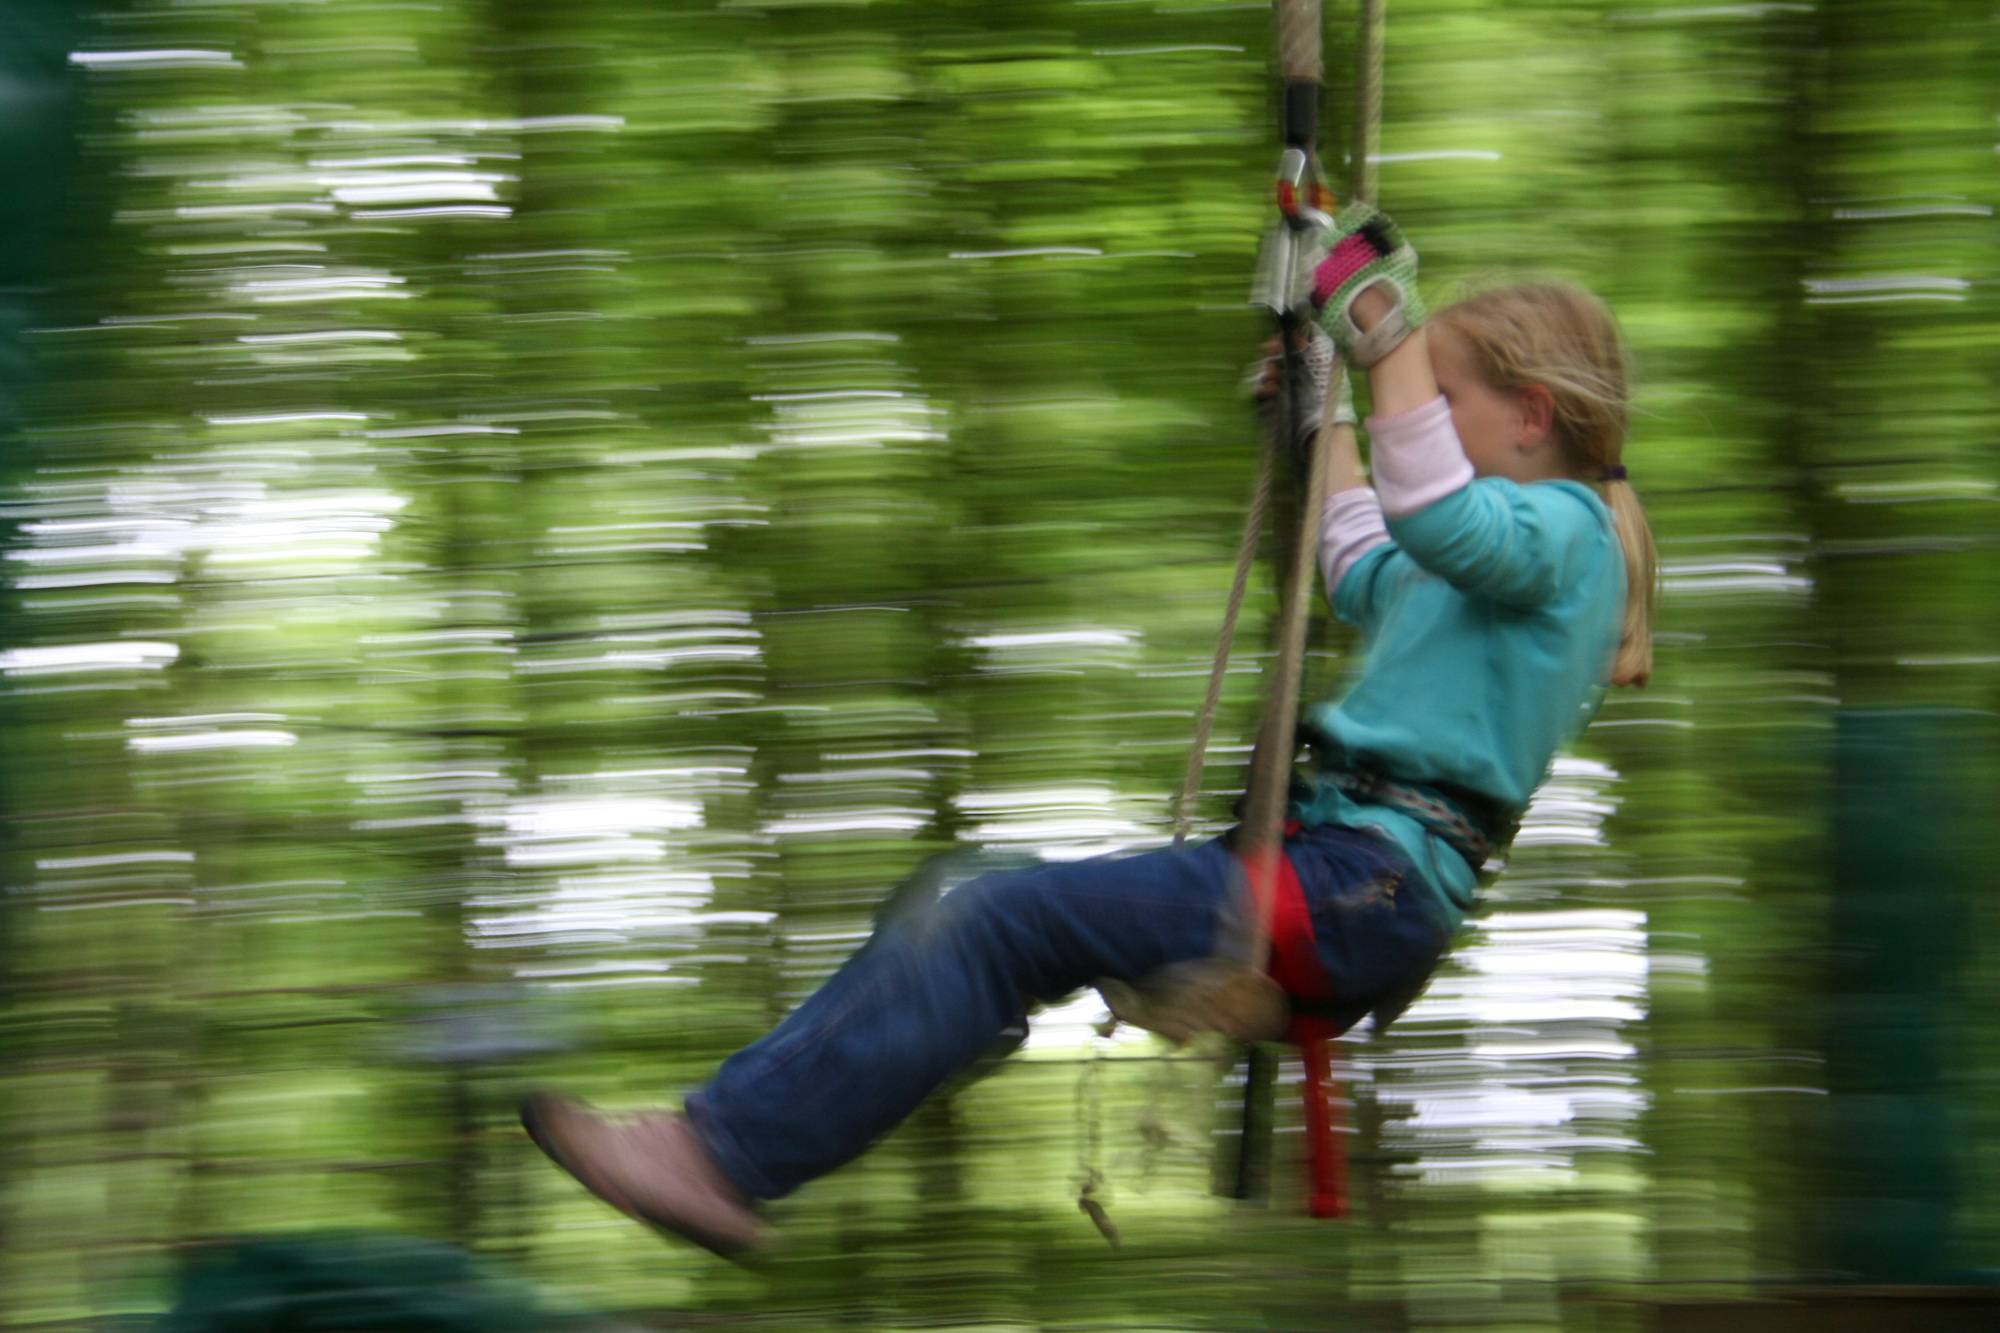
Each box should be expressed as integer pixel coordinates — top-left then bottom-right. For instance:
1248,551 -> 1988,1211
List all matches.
1310,202 -> 1426,367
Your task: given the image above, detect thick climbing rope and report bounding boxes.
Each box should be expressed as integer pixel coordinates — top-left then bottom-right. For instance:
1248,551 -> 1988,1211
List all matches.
1089,0 -> 1388,1240
1168,0 -> 1392,844
1171,0 -> 1333,861
1175,0 -> 1391,963
1277,0 -> 1324,84
1352,0 -> 1385,208
1159,0 -> 1392,1224
1127,0 -> 1353,1047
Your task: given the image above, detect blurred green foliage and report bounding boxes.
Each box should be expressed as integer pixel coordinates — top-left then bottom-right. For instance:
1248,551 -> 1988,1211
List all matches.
1,0 -> 1997,1328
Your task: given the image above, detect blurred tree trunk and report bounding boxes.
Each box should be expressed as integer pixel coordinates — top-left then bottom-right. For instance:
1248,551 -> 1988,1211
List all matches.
1782,0 -> 1998,1283
0,0 -> 87,1269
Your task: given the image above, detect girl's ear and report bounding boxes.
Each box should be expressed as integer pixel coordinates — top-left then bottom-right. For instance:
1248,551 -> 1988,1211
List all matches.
1516,384 -> 1556,449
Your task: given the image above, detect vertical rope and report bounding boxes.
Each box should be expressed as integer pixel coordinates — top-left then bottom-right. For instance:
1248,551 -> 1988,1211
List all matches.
1171,0 -> 1390,977
1276,0 -> 1324,84
1237,367 -> 1341,973
1174,3 -> 1328,848
1239,0 -> 1389,959
1353,0 -> 1385,203
1172,445 -> 1275,847
1226,0 -> 1331,937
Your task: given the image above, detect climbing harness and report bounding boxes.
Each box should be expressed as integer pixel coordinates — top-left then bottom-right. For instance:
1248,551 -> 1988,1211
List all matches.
1311,763 -> 1518,874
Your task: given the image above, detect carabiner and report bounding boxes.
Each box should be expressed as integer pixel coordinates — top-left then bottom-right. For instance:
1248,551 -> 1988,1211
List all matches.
1273,147 -> 1336,231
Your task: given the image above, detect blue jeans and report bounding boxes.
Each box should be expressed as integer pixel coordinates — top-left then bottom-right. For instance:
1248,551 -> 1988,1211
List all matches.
685,824 -> 1447,1201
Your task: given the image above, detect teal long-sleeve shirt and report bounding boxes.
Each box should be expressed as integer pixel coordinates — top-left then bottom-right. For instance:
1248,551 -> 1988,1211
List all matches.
1291,473 -> 1625,928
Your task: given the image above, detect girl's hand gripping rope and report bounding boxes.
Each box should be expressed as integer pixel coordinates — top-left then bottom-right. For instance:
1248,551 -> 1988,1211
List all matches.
1248,324 -> 1356,449
1310,202 -> 1426,368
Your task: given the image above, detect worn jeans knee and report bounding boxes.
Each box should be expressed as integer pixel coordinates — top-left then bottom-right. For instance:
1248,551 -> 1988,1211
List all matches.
688,838 -> 1239,1200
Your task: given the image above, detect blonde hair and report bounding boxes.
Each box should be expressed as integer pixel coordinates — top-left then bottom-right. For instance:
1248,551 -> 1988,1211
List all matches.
1435,281 -> 1657,687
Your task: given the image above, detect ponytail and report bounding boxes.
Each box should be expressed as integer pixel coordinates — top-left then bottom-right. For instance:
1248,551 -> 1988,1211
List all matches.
1598,478 -> 1656,687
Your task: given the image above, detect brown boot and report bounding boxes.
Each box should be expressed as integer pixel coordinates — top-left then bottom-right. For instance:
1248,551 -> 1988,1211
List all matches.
519,1092 -> 770,1260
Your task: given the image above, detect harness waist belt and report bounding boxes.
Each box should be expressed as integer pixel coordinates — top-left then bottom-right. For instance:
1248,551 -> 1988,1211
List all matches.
1315,767 -> 1519,874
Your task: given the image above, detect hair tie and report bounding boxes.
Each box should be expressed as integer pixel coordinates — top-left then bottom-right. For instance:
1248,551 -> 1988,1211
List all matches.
1600,464 -> 1627,483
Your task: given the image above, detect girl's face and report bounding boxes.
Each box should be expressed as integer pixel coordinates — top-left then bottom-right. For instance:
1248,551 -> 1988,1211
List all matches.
1428,323 -> 1557,483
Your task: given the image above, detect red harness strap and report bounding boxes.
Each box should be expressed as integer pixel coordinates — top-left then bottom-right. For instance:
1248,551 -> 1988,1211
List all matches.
1237,835 -> 1348,1219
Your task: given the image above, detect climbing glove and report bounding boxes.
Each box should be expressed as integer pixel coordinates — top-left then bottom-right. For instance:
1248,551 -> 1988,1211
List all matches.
1249,324 -> 1355,451
1310,201 -> 1426,367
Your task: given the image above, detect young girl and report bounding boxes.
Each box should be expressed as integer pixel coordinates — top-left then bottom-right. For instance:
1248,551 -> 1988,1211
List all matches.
520,204 -> 1658,1258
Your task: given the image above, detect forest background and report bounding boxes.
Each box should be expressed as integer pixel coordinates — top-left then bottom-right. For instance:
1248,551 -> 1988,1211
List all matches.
2,0 -> 1997,1328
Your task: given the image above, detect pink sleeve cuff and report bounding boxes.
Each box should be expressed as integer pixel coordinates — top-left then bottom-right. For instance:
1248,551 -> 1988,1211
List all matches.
1365,394 -> 1474,517
1319,485 -> 1390,596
